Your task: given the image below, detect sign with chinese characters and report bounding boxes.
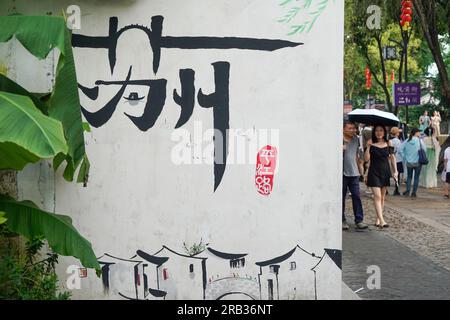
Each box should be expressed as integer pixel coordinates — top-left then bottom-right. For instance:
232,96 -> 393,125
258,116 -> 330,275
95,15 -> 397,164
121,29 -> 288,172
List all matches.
255,145 -> 278,196
394,83 -> 421,106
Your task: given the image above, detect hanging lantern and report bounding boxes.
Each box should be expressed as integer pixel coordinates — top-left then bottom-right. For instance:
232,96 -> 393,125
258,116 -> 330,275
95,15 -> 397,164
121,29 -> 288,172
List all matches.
365,66 -> 372,90
400,0 -> 413,31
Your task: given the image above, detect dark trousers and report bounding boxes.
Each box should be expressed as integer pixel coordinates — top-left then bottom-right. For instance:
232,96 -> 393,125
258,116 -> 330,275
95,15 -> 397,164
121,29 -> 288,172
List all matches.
342,176 -> 364,223
406,165 -> 422,194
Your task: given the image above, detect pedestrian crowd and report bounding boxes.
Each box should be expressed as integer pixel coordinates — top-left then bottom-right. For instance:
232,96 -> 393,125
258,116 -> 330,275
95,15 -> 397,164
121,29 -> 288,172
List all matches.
342,111 -> 449,231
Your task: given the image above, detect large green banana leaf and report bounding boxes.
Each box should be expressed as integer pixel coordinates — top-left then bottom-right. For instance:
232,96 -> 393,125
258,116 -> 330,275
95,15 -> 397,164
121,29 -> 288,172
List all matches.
0,15 -> 86,180
0,91 -> 68,170
0,73 -> 48,114
0,195 -> 100,270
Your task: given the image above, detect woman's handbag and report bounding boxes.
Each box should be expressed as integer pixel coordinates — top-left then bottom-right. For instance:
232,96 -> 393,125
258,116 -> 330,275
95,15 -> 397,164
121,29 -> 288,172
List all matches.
418,143 -> 429,165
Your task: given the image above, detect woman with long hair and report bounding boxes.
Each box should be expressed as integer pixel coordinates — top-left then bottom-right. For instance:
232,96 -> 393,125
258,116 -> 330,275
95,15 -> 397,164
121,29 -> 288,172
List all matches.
401,128 -> 425,197
431,110 -> 441,138
364,125 -> 398,228
419,127 -> 440,188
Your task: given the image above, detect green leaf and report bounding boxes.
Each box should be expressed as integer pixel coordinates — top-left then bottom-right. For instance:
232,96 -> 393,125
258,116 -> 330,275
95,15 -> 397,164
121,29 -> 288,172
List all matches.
76,155 -> 90,185
63,159 -> 76,182
82,122 -> 91,133
53,152 -> 66,171
0,211 -> 7,225
0,91 -> 68,170
0,74 -> 48,114
0,15 -> 65,59
0,195 -> 100,270
0,142 -> 40,170
49,26 -> 85,172
0,15 -> 86,175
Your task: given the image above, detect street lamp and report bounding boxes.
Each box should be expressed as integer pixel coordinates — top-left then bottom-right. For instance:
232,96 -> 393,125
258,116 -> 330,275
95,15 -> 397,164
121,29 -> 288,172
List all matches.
383,45 -> 398,60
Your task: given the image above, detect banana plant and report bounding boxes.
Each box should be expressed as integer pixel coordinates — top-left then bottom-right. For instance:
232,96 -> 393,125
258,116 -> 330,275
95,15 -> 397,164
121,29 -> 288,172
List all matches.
0,14 -> 89,182
0,14 -> 99,271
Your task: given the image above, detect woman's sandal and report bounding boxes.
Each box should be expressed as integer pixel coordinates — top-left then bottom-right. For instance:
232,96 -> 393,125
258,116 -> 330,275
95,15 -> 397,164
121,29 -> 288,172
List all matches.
380,224 -> 389,229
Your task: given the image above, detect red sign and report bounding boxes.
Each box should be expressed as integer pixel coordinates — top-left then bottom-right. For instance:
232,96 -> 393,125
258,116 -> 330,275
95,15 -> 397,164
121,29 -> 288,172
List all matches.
255,145 -> 278,196
365,67 -> 372,90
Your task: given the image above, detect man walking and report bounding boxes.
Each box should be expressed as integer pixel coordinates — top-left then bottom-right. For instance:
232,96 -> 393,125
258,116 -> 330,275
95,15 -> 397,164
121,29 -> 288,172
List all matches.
343,120 -> 368,230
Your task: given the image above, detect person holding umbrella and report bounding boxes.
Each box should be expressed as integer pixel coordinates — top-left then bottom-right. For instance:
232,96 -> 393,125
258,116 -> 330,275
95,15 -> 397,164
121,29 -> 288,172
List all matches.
364,125 -> 398,228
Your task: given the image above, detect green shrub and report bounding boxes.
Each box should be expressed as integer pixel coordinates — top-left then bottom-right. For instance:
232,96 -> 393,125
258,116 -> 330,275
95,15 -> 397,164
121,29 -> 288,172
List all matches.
0,226 -> 71,300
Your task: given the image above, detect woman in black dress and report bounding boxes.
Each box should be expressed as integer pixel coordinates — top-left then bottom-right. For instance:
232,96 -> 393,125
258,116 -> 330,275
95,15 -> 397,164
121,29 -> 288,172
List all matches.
364,125 -> 398,228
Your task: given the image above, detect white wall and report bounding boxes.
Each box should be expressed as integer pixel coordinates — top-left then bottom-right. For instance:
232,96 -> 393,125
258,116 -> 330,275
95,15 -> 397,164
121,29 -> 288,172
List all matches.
1,0 -> 344,300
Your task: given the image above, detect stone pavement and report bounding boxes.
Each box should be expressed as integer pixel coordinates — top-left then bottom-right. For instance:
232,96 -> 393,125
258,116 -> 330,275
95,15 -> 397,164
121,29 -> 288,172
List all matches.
342,180 -> 450,300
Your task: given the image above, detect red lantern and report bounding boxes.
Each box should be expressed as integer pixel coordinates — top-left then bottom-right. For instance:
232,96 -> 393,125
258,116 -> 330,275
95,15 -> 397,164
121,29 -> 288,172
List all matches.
400,0 -> 413,30
365,67 -> 372,90
402,7 -> 412,15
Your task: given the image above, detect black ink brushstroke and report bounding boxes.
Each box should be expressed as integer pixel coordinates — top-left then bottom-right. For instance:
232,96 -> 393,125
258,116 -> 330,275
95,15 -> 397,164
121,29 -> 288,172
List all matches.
136,249 -> 169,266
134,265 -> 140,299
201,259 -> 207,300
255,248 -> 296,267
216,292 -> 256,300
142,264 -> 149,298
161,36 -> 303,51
78,83 -> 99,100
80,66 -> 132,127
148,288 -> 167,298
118,292 -> 144,300
198,62 -> 230,191
100,263 -> 114,293
72,16 -> 303,75
173,69 -> 195,128
125,79 -> 167,131
324,249 -> 342,270
207,247 -> 247,260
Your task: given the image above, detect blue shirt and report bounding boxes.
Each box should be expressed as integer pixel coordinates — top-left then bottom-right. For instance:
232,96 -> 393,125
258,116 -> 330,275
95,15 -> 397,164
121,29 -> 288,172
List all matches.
400,137 -> 424,164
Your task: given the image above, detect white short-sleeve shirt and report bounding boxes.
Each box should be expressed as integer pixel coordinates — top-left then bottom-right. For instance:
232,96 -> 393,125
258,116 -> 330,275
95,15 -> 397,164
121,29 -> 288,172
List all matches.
445,147 -> 450,172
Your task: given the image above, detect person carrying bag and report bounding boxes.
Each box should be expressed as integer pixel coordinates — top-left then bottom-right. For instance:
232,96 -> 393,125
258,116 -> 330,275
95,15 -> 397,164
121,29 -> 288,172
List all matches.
400,128 -> 425,198
418,139 -> 429,165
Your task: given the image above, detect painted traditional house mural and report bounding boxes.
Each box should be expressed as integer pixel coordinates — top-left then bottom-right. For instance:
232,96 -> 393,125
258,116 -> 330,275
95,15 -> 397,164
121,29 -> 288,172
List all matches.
90,245 -> 341,300
152,246 -> 206,300
312,249 -> 342,300
201,247 -> 259,300
97,254 -> 148,300
256,245 -> 321,300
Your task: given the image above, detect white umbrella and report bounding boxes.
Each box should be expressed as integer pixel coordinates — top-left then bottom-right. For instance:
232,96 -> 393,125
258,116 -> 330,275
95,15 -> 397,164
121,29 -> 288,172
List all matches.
348,109 -> 400,126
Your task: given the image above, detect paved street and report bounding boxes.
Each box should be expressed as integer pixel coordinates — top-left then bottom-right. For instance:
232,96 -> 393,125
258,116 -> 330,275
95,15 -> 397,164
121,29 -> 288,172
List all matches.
343,181 -> 450,300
